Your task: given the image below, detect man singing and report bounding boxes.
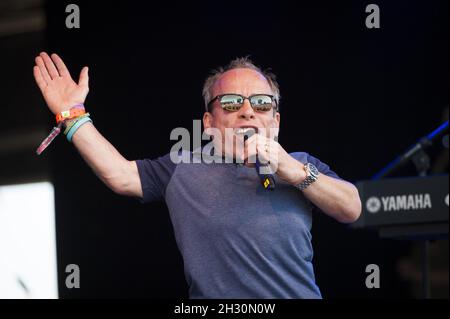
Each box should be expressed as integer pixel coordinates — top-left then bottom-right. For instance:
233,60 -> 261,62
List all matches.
33,52 -> 361,298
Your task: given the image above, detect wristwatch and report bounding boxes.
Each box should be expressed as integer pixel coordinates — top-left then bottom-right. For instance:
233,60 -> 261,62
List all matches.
296,162 -> 320,191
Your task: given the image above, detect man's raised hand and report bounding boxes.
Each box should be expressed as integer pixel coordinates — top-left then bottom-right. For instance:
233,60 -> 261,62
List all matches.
33,52 -> 89,115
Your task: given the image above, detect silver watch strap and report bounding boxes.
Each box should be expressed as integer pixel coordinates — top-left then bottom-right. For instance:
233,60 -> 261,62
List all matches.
296,163 -> 319,191
297,176 -> 316,191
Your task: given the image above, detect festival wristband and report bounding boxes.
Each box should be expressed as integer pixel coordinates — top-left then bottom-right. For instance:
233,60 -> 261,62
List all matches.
36,104 -> 88,155
66,116 -> 93,142
64,113 -> 91,135
36,122 -> 63,155
55,103 -> 85,124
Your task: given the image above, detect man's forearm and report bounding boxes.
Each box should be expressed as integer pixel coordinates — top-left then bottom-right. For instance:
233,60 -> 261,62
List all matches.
276,150 -> 362,223
302,174 -> 362,223
32,51 -> 136,195
68,121 -> 131,193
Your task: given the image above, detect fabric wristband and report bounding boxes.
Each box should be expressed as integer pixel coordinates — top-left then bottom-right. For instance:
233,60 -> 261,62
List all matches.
66,116 -> 93,142
35,105 -> 88,155
56,104 -> 85,124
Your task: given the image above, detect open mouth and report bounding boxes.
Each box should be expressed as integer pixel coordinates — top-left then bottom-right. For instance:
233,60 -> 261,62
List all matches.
234,127 -> 257,135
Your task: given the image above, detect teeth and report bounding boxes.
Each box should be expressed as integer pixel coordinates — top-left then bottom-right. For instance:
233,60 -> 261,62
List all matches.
234,127 -> 255,135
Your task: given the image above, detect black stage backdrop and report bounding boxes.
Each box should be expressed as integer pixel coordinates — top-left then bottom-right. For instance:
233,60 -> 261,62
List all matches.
39,0 -> 449,298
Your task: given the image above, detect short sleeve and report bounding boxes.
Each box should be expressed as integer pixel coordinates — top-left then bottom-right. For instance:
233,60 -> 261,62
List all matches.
289,152 -> 343,180
135,153 -> 177,203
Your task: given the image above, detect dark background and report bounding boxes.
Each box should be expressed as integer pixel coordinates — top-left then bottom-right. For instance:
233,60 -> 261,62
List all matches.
1,0 -> 448,298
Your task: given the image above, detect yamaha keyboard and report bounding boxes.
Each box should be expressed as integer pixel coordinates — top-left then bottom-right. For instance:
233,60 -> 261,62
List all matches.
353,174 -> 449,239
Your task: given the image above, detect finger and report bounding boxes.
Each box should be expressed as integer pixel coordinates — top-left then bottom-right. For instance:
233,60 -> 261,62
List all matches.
255,143 -> 270,163
35,56 -> 52,83
246,143 -> 258,156
244,139 -> 259,163
51,53 -> 70,78
264,142 -> 279,172
245,134 -> 268,155
78,66 -> 89,87
267,152 -> 279,173
263,143 -> 277,161
33,66 -> 47,91
257,138 -> 277,161
243,133 -> 258,148
40,52 -> 60,79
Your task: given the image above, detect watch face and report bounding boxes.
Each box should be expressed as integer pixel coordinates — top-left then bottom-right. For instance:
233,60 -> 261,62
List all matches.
307,163 -> 319,177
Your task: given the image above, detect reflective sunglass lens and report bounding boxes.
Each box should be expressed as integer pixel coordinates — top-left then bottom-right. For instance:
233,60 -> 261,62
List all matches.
220,95 -> 244,111
218,94 -> 274,112
251,95 -> 273,111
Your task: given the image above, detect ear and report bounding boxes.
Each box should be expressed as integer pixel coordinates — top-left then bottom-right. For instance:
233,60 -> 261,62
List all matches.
203,111 -> 214,130
274,111 -> 280,128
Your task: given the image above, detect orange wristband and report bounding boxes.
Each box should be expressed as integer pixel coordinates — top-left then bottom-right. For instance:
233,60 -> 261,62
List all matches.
55,104 -> 86,124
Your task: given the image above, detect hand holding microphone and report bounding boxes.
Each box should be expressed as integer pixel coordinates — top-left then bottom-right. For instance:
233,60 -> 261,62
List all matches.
242,128 -> 276,190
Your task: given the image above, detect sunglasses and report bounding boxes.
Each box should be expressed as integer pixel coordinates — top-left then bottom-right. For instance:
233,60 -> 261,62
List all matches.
207,94 -> 278,113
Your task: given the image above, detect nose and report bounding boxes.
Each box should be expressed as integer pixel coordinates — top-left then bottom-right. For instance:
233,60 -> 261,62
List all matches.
237,99 -> 255,120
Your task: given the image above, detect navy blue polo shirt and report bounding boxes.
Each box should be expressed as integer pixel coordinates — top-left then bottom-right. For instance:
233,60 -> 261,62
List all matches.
136,149 -> 341,299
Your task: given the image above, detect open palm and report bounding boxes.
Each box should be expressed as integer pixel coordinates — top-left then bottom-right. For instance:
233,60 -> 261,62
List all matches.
33,52 -> 89,115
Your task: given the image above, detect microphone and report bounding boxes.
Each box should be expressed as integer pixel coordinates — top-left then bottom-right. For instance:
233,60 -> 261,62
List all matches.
242,129 -> 276,190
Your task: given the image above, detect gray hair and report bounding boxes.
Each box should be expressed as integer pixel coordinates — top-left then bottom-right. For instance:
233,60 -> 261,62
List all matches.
202,57 -> 281,112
